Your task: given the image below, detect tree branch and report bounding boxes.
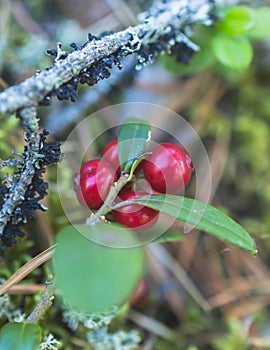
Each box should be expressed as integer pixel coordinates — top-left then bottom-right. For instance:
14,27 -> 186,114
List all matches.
0,0 -> 215,115
0,126 -> 62,247
0,107 -> 39,236
44,56 -> 137,135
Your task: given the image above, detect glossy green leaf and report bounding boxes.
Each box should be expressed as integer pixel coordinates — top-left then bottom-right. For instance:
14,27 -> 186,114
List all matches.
0,323 -> 41,350
219,6 -> 256,35
211,34 -> 253,71
118,118 -> 151,172
115,194 -> 256,254
54,224 -> 144,313
248,7 -> 270,40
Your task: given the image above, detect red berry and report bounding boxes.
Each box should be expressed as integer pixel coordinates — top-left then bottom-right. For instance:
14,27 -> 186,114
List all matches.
73,173 -> 85,206
112,191 -> 159,231
102,138 -> 121,177
133,160 -> 145,176
118,181 -> 133,196
74,160 -> 115,210
133,178 -> 157,194
130,279 -> 149,307
143,143 -> 194,194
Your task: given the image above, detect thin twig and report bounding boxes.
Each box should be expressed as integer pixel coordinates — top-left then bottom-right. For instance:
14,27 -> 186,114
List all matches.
86,173 -> 131,225
26,276 -> 54,324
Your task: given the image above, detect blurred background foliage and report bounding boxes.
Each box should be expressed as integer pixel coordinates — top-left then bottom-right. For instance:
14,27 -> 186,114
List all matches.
1,0 -> 270,349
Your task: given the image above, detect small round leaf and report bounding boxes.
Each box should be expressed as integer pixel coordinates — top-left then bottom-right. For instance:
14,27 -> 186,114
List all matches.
211,34 -> 253,71
219,6 -> 256,35
160,46 -> 215,76
248,7 -> 270,40
0,323 -> 41,350
54,225 -> 144,313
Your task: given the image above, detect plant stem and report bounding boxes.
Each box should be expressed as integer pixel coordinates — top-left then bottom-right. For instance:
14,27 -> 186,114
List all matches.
86,173 -> 131,225
26,275 -> 54,324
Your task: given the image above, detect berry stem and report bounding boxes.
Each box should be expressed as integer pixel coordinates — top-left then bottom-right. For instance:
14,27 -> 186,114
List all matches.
85,154 -> 149,226
86,173 -> 131,225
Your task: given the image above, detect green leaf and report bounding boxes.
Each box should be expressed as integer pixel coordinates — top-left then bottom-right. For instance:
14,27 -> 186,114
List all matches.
116,194 -> 256,254
118,118 -> 151,172
160,24 -> 216,76
211,34 -> 253,71
0,323 -> 41,350
152,228 -> 184,243
54,224 -> 144,313
248,7 -> 270,40
160,47 -> 215,76
219,6 -> 256,36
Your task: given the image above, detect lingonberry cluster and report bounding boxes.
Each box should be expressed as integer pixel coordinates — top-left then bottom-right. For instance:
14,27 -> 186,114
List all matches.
73,139 -> 194,231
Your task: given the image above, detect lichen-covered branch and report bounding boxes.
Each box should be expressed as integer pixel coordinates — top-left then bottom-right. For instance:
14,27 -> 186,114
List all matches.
0,107 -> 39,238
44,56 -> 137,135
26,276 -> 54,324
0,125 -> 62,247
0,0 -> 222,249
0,0 -> 215,115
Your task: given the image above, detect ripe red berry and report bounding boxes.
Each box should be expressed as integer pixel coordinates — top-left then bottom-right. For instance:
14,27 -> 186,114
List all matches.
73,173 -> 84,206
112,191 -> 159,231
130,278 -> 149,307
102,138 -> 121,177
133,178 -> 157,194
74,159 -> 115,210
133,160 -> 145,176
143,143 -> 194,194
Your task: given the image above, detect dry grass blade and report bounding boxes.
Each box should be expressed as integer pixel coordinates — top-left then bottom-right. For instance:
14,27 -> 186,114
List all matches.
7,284 -> 44,294
128,309 -> 175,341
146,246 -> 185,319
226,295 -> 270,319
208,278 -> 270,308
0,77 -> 9,89
148,244 -> 211,311
0,245 -> 55,296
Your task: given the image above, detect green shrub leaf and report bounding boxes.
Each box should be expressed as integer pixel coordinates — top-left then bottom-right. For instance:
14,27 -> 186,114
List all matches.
248,7 -> 270,40
0,323 -> 41,350
159,46 -> 215,76
54,224 -> 144,313
115,194 -> 256,254
160,24 -> 215,75
219,6 -> 256,35
211,34 -> 253,71
118,118 -> 151,172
